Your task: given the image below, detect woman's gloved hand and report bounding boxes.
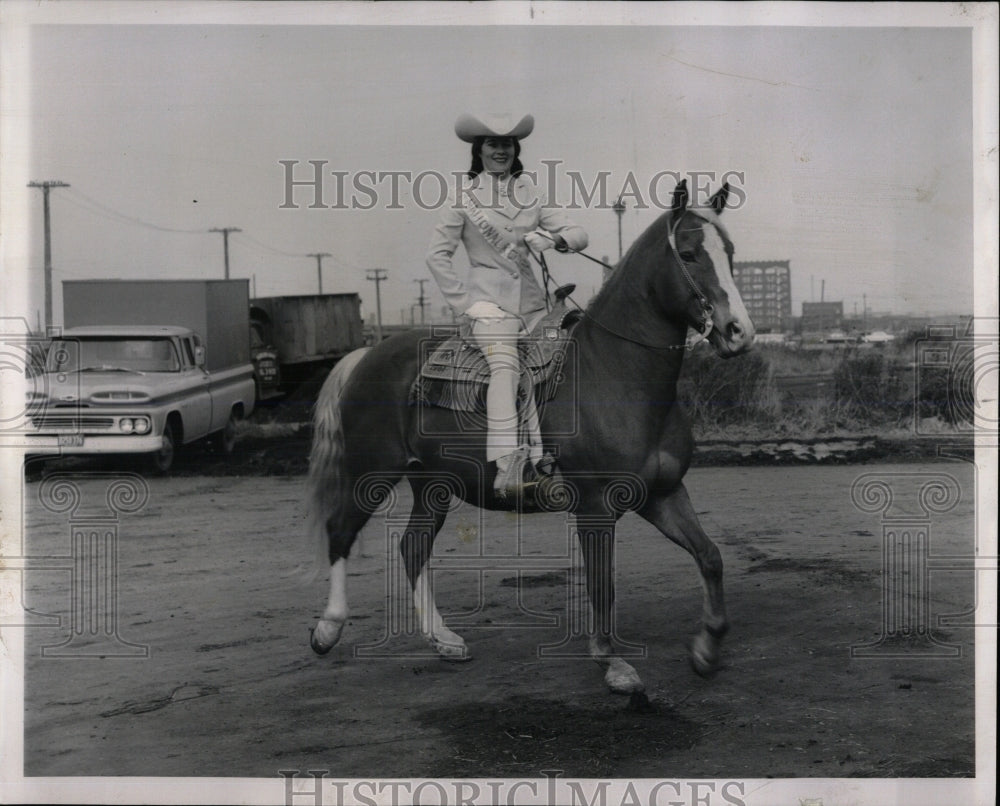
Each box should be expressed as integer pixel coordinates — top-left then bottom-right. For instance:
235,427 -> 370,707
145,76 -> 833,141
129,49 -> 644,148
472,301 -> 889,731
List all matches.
524,230 -> 555,252
464,300 -> 508,320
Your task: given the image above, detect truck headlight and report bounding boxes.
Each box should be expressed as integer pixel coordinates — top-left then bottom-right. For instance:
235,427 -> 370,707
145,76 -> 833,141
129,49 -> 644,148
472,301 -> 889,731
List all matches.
133,417 -> 151,434
119,418 -> 135,434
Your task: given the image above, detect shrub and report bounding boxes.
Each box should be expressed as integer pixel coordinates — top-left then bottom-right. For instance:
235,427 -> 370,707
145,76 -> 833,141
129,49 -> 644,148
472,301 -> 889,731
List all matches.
833,351 -> 909,427
677,348 -> 774,428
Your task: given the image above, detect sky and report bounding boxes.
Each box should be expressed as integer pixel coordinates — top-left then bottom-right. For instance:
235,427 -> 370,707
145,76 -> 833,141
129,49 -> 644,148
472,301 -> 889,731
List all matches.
1,3 -> 996,330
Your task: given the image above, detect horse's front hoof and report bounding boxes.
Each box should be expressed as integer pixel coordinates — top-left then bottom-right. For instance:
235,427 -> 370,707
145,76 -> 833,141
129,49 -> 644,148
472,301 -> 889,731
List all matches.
310,618 -> 345,655
605,658 -> 644,695
689,632 -> 720,678
432,636 -> 472,663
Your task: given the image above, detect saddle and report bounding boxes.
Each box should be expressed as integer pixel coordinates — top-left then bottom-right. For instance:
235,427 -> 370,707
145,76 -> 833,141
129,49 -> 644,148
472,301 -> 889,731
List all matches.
409,286 -> 581,413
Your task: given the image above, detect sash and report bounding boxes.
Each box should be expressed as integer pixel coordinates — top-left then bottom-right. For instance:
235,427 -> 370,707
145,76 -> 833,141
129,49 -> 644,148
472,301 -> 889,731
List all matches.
461,194 -> 532,274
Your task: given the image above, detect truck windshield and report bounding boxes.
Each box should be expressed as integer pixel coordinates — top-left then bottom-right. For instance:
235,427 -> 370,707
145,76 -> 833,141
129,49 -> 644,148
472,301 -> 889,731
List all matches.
46,338 -> 181,373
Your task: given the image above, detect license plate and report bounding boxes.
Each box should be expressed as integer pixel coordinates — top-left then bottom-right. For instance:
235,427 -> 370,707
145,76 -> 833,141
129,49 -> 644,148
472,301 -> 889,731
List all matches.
58,434 -> 84,447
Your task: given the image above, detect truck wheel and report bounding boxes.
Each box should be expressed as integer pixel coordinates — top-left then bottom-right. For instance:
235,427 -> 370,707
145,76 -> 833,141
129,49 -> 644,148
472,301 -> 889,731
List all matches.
149,421 -> 176,474
211,410 -> 239,457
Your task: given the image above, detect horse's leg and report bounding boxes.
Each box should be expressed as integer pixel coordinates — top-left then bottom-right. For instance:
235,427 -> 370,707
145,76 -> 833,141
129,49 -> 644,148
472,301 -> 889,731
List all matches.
310,500 -> 374,655
637,483 -> 728,676
576,515 -> 644,694
400,478 -> 469,661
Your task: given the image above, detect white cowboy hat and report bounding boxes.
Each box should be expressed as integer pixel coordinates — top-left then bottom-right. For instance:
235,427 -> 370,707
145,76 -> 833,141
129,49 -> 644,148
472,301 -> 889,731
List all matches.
454,112 -> 534,143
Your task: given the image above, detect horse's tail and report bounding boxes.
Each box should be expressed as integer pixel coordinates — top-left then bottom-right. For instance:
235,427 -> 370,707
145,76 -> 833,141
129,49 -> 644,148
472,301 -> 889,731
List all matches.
306,346 -> 370,578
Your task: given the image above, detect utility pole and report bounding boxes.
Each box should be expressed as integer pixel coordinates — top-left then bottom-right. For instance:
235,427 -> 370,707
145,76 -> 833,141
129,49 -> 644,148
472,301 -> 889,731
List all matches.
863,293 -> 868,335
365,269 -> 387,343
209,227 -> 241,279
27,180 -> 70,332
612,195 -> 626,262
308,252 -> 331,294
413,278 -> 429,325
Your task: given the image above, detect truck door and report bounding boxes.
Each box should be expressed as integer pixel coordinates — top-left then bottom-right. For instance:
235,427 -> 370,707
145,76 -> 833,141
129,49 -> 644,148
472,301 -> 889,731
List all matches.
176,335 -> 213,441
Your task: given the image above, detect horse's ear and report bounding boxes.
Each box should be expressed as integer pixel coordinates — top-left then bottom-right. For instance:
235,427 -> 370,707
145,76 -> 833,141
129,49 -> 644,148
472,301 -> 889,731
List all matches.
709,182 -> 730,215
670,179 -> 689,218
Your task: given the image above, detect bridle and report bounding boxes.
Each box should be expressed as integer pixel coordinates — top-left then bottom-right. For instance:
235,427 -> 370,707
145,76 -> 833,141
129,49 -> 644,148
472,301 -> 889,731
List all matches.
530,209 -> 722,351
665,208 -> 718,345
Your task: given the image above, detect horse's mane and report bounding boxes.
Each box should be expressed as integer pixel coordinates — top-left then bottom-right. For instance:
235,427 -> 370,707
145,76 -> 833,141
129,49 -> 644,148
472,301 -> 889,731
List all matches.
584,209 -> 672,314
584,204 -> 728,315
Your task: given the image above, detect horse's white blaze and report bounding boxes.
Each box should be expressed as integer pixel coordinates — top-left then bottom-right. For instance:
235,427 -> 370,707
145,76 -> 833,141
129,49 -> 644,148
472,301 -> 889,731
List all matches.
702,221 -> 754,343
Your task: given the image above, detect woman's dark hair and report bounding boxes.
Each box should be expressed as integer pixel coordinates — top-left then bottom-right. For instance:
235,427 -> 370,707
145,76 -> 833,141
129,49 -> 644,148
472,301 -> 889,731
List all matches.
467,136 -> 524,178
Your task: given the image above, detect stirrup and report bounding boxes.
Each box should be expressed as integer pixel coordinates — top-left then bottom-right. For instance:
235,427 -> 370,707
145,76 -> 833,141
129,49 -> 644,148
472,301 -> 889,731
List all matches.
493,447 -> 539,502
534,452 -> 557,477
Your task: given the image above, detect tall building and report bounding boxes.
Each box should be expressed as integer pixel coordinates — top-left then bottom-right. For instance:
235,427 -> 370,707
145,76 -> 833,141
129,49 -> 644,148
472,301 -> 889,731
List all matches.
732,260 -> 792,332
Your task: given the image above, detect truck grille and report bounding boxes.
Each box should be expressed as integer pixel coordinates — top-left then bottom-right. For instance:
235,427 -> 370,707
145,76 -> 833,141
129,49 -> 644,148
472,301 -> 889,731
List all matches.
32,415 -> 116,431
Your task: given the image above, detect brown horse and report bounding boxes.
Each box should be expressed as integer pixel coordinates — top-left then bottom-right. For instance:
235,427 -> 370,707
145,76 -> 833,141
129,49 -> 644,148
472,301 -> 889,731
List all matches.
306,180 -> 754,694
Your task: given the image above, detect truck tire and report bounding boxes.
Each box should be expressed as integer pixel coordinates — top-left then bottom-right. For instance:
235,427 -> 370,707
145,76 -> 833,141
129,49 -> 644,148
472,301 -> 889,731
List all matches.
212,410 -> 239,457
149,420 -> 177,474
207,409 -> 240,458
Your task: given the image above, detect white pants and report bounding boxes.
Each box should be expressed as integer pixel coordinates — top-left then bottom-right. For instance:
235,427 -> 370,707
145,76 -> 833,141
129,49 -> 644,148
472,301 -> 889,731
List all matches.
470,314 -> 542,463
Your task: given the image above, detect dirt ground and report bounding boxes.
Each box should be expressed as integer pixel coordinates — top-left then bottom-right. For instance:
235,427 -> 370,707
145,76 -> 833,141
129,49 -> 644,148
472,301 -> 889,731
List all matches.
18,460 -> 979,781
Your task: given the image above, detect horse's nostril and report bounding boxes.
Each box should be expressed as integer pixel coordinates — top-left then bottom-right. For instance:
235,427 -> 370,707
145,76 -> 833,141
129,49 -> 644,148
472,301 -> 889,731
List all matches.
727,322 -> 743,340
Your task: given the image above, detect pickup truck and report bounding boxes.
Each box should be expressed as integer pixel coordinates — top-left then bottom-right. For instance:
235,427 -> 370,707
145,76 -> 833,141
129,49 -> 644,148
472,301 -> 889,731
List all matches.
25,324 -> 255,473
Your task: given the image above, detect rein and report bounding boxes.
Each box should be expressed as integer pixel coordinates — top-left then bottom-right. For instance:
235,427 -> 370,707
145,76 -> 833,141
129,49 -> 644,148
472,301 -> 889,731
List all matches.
527,215 -> 717,352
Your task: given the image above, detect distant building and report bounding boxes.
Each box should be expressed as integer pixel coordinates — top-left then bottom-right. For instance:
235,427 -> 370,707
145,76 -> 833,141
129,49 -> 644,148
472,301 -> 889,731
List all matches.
732,260 -> 792,332
801,301 -> 844,333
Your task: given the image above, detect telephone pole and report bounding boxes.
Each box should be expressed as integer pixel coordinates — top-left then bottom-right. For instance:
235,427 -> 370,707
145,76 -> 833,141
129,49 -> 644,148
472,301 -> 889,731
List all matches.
366,269 -> 388,343
308,252 -> 331,294
612,195 -> 626,262
27,180 -> 70,332
413,278 -> 429,325
209,227 -> 241,279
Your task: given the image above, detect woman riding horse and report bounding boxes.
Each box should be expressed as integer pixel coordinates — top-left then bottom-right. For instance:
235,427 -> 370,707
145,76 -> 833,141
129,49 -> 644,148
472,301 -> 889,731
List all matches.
309,175 -> 754,693
425,112 -> 589,501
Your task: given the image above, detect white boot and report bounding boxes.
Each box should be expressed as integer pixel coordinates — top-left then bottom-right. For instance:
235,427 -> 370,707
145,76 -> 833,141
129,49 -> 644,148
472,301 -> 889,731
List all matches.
493,446 -> 537,502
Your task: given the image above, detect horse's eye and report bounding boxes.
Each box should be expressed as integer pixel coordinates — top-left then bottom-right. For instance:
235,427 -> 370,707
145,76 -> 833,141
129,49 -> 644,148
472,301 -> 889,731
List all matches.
678,251 -> 696,262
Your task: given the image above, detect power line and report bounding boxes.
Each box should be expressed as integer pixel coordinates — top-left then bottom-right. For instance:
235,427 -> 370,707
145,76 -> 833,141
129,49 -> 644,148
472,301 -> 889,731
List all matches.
61,187 -> 206,234
231,231 -> 305,259
52,185 -> 365,284
231,232 -> 360,275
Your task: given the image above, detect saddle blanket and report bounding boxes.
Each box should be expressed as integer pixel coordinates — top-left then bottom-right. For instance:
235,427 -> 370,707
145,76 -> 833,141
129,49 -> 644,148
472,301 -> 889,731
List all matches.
409,305 -> 581,412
